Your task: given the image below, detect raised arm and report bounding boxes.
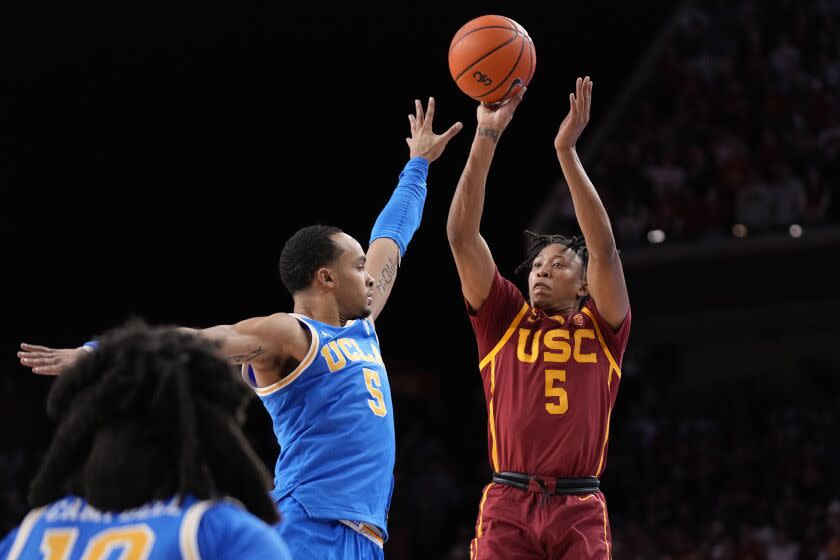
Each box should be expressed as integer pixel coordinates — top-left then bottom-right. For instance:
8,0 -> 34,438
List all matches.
366,96 -> 462,321
181,313 -> 303,366
19,313 -> 307,384
447,89 -> 526,312
554,77 -> 629,329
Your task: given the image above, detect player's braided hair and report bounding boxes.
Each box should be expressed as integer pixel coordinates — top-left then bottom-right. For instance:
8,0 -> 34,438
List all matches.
514,230 -> 590,307
28,320 -> 279,523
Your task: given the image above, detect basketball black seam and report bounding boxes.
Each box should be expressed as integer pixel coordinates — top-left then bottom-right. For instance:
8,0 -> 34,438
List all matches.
475,31 -> 526,99
498,15 -> 520,34
526,37 -> 535,84
449,16 -> 517,53
453,28 -> 519,82
499,15 -> 534,85
490,80 -> 523,103
448,19 -> 519,55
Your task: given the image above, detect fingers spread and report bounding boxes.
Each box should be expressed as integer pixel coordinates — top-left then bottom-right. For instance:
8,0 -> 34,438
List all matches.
443,121 -> 463,140
425,97 -> 435,128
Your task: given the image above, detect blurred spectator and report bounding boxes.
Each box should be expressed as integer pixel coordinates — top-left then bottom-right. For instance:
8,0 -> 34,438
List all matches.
595,0 -> 840,247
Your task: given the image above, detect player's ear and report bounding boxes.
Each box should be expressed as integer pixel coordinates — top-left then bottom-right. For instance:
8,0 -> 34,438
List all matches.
316,267 -> 336,289
577,279 -> 589,298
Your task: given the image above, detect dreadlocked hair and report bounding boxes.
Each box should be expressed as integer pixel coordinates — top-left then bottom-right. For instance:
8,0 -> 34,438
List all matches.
28,320 -> 279,524
514,230 -> 590,305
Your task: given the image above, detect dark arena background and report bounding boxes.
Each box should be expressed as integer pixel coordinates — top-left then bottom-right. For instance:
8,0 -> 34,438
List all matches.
3,1 -> 840,558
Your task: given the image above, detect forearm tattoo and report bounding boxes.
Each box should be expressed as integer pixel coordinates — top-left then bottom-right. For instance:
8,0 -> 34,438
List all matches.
478,127 -> 500,143
228,346 -> 265,364
374,256 -> 399,297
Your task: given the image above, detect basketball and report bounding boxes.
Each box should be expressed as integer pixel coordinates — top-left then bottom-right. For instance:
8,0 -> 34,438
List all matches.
448,15 -> 536,104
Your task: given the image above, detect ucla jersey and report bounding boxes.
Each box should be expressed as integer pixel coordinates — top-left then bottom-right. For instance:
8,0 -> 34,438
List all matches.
243,314 -> 396,538
0,495 -> 290,559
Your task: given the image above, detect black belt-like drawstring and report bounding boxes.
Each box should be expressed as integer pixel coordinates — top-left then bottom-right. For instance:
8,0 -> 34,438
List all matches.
492,472 -> 600,507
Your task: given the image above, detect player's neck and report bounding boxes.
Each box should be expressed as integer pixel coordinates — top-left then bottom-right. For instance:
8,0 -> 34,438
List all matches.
293,293 -> 343,327
535,301 -> 577,318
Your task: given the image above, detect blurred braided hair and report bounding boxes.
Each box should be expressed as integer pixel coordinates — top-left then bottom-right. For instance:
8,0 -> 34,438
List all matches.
514,230 -> 590,307
28,320 -> 278,524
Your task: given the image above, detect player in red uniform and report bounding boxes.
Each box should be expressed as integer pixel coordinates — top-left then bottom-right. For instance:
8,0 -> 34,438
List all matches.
447,77 -> 630,559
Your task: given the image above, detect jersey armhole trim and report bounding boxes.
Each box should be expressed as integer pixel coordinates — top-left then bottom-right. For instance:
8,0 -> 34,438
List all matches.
243,316 -> 320,396
478,302 -> 530,370
179,500 -> 215,560
6,507 -> 45,560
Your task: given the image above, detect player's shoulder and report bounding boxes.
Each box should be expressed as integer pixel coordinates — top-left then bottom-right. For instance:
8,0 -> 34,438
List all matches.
241,312 -> 302,336
496,269 -> 525,296
258,312 -> 311,341
487,269 -> 527,310
197,501 -> 290,560
264,312 -> 300,327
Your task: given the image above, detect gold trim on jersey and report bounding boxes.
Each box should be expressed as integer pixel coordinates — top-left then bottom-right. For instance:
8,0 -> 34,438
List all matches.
488,359 -> 500,472
246,318 -> 320,396
595,405 -> 613,478
581,307 -> 621,480
478,302 -> 530,370
581,307 -> 622,387
478,303 -> 529,476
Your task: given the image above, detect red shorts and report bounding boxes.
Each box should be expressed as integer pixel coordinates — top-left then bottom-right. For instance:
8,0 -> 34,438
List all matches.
469,482 -> 612,559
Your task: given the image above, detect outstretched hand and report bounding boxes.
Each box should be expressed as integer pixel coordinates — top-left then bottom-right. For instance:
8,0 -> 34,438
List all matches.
18,343 -> 86,375
554,76 -> 592,152
407,97 -> 463,163
476,87 -> 526,141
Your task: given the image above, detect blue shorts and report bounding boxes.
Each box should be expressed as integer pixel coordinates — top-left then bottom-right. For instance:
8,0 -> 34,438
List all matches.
275,495 -> 385,560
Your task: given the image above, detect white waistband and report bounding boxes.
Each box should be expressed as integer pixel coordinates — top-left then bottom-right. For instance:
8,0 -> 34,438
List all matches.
339,520 -> 384,548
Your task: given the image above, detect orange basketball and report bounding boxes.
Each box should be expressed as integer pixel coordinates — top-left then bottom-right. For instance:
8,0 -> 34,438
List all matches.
448,15 -> 536,104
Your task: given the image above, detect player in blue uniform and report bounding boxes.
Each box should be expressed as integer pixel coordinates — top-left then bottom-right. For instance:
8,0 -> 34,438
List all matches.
18,97 -> 462,559
3,321 -> 290,559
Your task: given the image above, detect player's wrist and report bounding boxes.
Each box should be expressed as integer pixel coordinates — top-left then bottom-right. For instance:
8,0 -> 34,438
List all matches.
406,154 -> 430,165
476,127 -> 501,144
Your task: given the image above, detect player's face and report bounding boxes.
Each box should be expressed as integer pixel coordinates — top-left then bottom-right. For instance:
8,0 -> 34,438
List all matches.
331,233 -> 374,319
528,243 -> 587,310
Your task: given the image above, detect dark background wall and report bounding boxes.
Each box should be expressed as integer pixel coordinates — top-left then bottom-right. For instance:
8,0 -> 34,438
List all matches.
4,1 -> 840,558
